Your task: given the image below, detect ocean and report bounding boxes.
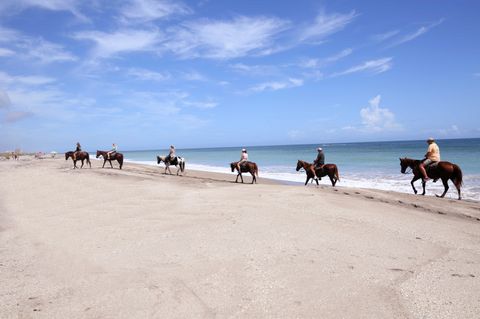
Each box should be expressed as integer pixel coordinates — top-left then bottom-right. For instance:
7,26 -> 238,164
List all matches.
119,138 -> 480,201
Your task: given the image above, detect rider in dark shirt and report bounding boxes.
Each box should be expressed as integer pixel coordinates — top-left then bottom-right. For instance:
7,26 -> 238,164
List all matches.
73,142 -> 81,160
313,147 -> 325,180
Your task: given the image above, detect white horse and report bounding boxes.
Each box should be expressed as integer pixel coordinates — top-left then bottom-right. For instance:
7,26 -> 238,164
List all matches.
156,156 -> 186,175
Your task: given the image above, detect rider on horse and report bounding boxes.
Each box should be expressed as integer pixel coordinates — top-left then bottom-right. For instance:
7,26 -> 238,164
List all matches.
236,148 -> 249,172
107,143 -> 117,160
166,145 -> 176,164
313,147 -> 325,180
419,138 -> 440,181
73,142 -> 81,161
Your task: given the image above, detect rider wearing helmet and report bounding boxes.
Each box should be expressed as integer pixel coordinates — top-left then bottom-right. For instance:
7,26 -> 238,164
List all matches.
236,148 -> 248,172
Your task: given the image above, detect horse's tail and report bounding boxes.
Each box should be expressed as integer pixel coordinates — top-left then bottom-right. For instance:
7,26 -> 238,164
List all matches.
452,164 -> 463,187
118,154 -> 124,170
334,165 -> 340,181
86,153 -> 91,168
181,158 -> 185,172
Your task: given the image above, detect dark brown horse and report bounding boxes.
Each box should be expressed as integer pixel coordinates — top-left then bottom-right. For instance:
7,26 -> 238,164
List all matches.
230,161 -> 258,184
399,157 -> 463,200
65,151 -> 91,169
296,160 -> 340,187
96,150 -> 123,169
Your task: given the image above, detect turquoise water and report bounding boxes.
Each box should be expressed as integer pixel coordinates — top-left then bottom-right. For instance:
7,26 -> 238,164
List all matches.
119,138 -> 480,201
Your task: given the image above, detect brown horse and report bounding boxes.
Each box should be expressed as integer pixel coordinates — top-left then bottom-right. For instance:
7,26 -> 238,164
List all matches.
96,150 -> 124,169
399,157 -> 463,200
296,160 -> 340,187
230,161 -> 258,184
65,151 -> 91,169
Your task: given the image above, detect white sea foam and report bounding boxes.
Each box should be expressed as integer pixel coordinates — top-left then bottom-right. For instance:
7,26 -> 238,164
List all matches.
122,159 -> 479,201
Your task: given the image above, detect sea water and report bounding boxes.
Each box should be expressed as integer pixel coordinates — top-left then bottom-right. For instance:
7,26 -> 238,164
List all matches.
119,138 -> 480,201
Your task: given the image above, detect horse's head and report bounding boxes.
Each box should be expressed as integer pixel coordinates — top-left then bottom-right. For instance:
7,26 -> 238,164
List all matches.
157,156 -> 162,164
230,162 -> 236,172
96,150 -> 101,158
65,152 -> 70,160
399,157 -> 411,174
296,160 -> 303,172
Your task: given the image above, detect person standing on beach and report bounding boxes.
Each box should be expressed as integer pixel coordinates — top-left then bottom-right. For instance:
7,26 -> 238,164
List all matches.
419,137 -> 440,181
107,143 -> 117,160
73,142 -> 81,161
236,148 -> 248,172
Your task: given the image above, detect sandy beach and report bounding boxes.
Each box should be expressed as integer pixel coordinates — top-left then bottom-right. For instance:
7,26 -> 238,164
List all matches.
1,157 -> 479,318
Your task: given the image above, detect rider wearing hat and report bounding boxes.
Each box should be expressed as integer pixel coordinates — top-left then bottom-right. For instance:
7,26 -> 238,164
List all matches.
313,147 -> 325,180
166,145 -> 176,163
419,137 -> 440,181
73,142 -> 81,161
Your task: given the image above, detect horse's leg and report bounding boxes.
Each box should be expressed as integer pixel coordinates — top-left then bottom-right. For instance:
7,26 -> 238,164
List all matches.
240,172 -> 244,183
315,177 -> 319,186
102,159 -> 106,168
305,176 -> 310,186
73,159 -> 77,169
421,179 -> 426,196
250,171 -> 255,184
329,173 -> 335,187
410,176 -> 420,194
436,178 -> 449,198
109,159 -> 113,168
81,159 -> 84,168
453,178 -> 462,200
235,173 -> 239,183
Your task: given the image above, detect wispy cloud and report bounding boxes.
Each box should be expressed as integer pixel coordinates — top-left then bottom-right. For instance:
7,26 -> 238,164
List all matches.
0,47 -> 14,57
0,0 -> 88,22
183,100 -> 218,109
300,48 -> 353,69
165,16 -> 290,59
372,30 -> 400,42
299,10 -> 357,43
119,0 -> 192,24
331,57 -> 392,77
0,90 -> 11,108
73,29 -> 164,58
127,68 -> 170,81
0,26 -> 76,64
387,19 -> 444,48
182,70 -> 208,81
0,71 -> 56,86
249,78 -> 304,93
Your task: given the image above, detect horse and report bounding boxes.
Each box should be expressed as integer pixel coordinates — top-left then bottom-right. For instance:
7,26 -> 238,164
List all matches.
230,161 -> 259,184
399,157 -> 463,200
65,151 -> 91,169
96,150 -> 124,169
296,160 -> 340,187
156,156 -> 186,175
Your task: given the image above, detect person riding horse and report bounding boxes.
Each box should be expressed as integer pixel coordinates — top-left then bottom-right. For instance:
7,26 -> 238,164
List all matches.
166,145 -> 176,164
313,147 -> 325,180
419,138 -> 440,181
107,143 -> 117,160
236,148 -> 249,172
73,142 -> 81,161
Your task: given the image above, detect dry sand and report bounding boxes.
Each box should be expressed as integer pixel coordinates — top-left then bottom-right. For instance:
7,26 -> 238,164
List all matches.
1,158 -> 479,318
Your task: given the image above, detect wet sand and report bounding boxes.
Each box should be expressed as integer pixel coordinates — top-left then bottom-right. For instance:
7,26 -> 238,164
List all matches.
1,158 -> 479,318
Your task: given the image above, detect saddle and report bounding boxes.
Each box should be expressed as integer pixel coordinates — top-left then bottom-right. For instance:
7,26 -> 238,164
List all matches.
239,161 -> 251,170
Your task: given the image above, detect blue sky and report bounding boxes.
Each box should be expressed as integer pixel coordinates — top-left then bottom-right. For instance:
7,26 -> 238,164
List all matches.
0,0 -> 479,151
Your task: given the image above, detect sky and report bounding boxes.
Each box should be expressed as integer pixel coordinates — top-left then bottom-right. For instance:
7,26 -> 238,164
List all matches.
0,0 -> 479,151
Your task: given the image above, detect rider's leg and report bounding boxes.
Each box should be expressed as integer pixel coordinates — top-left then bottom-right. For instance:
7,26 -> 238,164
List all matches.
419,163 -> 429,180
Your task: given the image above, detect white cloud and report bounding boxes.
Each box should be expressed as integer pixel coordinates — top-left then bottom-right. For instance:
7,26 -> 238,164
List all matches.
165,16 -> 290,59
250,78 -> 304,93
372,30 -> 400,42
299,10 -> 357,42
0,90 -> 11,108
473,73 -> 480,78
331,57 -> 392,77
74,29 -> 163,58
119,0 -> 192,24
0,71 -> 56,86
387,19 -> 444,48
359,95 -> 401,131
300,48 -> 353,68
127,68 -> 170,81
0,0 -> 88,22
182,70 -> 208,81
183,100 -> 218,109
0,47 -> 14,57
